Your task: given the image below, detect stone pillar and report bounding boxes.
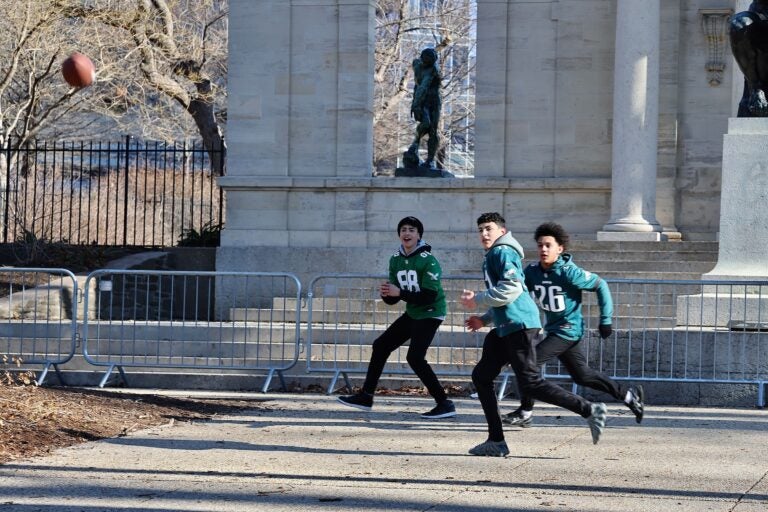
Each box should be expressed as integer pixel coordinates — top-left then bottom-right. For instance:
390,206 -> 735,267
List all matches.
225,0 -> 374,179
598,0 -> 663,241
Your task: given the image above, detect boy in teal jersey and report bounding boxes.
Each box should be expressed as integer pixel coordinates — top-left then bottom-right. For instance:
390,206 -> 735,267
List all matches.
504,222 -> 644,427
461,213 -> 607,456
337,217 -> 456,419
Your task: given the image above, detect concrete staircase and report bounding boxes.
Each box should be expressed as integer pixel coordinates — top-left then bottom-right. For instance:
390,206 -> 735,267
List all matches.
558,240 -> 719,281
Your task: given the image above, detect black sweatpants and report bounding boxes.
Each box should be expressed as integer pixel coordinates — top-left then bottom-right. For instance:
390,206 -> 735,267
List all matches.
362,313 -> 447,403
519,334 -> 623,411
472,328 -> 592,442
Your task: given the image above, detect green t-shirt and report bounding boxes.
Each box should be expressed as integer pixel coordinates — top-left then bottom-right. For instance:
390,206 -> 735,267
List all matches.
388,244 -> 446,319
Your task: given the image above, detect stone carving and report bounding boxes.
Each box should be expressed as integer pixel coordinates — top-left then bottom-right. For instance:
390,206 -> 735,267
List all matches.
730,1 -> 768,116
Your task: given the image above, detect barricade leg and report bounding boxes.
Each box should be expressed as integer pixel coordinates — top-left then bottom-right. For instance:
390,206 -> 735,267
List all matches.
759,381 -> 766,408
98,364 -> 128,388
35,363 -> 67,387
261,369 -> 288,393
497,372 -> 510,400
327,371 -> 352,395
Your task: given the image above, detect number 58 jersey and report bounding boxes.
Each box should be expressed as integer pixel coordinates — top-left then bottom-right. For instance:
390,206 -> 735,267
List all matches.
388,244 -> 447,320
524,253 -> 613,342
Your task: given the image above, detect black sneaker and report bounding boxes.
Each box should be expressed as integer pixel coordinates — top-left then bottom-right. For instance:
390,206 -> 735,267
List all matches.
502,407 -> 533,427
468,439 -> 510,457
337,392 -> 373,412
421,399 -> 456,419
626,385 -> 644,423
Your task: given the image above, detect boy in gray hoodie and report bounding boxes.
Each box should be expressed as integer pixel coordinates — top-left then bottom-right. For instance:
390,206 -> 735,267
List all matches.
461,212 -> 607,456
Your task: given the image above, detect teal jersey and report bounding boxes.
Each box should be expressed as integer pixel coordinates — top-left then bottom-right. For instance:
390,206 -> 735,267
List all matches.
388,243 -> 446,319
524,253 -> 613,342
477,232 -> 541,336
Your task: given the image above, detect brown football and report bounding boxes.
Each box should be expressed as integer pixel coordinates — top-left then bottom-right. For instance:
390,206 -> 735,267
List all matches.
62,52 -> 96,88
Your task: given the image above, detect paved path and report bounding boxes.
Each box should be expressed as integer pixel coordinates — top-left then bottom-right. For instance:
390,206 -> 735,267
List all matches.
0,392 -> 766,511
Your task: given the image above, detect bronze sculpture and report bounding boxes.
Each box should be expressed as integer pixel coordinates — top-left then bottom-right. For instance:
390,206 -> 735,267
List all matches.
403,48 -> 442,169
730,1 -> 768,117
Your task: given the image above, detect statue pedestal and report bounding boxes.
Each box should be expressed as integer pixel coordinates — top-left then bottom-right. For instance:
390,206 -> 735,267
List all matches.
394,166 -> 455,178
676,118 -> 768,328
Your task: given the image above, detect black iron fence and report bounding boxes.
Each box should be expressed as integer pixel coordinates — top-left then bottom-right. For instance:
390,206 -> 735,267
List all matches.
1,136 -> 224,247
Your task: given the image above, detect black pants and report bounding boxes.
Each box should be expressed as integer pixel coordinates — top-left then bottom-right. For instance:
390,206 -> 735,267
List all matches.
472,328 -> 592,442
362,314 -> 447,403
519,334 -> 623,411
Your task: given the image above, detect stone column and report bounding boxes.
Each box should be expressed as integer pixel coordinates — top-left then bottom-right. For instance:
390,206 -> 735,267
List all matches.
598,0 -> 663,241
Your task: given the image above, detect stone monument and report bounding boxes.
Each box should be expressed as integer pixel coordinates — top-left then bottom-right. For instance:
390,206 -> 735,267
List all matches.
676,5 -> 768,328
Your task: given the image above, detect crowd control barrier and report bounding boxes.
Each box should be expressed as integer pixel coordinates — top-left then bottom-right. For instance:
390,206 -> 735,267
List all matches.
0,268 -> 78,385
81,270 -> 302,391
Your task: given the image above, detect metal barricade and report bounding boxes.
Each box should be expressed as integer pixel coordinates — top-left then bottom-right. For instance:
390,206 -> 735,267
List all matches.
306,273 -> 487,393
0,268 -> 78,385
81,270 -> 301,391
307,274 -> 767,406
537,278 -> 768,407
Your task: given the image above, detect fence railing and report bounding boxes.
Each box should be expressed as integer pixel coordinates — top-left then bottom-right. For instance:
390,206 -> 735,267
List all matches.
0,268 -> 78,385
80,270 -> 302,390
2,269 -> 766,406
306,274 -> 486,392
1,136 -> 224,247
306,274 -> 768,406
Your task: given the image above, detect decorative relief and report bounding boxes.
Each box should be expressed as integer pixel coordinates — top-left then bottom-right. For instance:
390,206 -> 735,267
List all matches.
700,8 -> 734,86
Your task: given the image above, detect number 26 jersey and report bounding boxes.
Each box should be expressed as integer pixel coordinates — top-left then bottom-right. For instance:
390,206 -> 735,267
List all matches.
524,254 -> 613,342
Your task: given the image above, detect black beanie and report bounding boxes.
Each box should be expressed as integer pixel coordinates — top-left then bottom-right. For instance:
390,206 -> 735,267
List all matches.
397,216 -> 424,238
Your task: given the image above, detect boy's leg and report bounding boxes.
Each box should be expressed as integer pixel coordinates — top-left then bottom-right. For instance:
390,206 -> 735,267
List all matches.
361,314 -> 411,395
505,329 -> 592,418
517,334 -> 570,411
558,341 -> 622,400
472,330 -> 508,442
559,345 -> 645,423
405,318 -> 447,403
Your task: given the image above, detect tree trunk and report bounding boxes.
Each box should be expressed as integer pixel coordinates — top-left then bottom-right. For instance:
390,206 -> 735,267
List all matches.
187,97 -> 226,176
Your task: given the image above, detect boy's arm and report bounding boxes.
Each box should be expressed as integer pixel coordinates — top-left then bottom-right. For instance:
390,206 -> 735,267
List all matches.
569,267 -> 614,325
382,256 -> 401,305
382,295 -> 400,305
474,251 -> 524,308
594,278 -> 614,326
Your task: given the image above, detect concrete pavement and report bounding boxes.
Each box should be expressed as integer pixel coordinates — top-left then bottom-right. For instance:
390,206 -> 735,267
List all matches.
0,391 -> 766,511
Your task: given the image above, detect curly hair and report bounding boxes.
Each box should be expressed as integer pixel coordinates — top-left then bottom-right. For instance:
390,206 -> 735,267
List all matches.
534,222 -> 569,250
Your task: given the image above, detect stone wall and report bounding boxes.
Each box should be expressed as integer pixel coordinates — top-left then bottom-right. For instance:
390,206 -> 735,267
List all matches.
220,0 -> 734,278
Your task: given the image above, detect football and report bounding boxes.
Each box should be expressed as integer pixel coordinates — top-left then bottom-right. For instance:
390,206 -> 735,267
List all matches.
62,52 -> 96,88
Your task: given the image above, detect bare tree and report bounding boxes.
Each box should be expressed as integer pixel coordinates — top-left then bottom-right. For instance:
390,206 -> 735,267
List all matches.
52,0 -> 228,174
374,0 -> 475,176
0,2 -> 90,150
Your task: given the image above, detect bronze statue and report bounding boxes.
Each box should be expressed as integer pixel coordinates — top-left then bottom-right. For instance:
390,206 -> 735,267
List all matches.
730,1 -> 768,117
403,48 -> 442,169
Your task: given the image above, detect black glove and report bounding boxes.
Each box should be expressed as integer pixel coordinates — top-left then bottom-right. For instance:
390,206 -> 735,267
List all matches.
598,324 -> 612,339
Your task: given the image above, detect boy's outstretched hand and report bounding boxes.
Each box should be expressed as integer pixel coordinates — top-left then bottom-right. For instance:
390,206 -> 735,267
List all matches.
460,289 -> 477,310
464,316 -> 484,332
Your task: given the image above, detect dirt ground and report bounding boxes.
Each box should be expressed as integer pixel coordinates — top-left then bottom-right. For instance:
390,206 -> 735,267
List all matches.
0,384 -> 260,465
0,382 -> 469,465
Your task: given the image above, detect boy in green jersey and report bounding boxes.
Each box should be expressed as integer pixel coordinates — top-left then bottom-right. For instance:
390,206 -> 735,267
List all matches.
504,222 -> 644,428
337,217 -> 456,419
461,213 -> 607,457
